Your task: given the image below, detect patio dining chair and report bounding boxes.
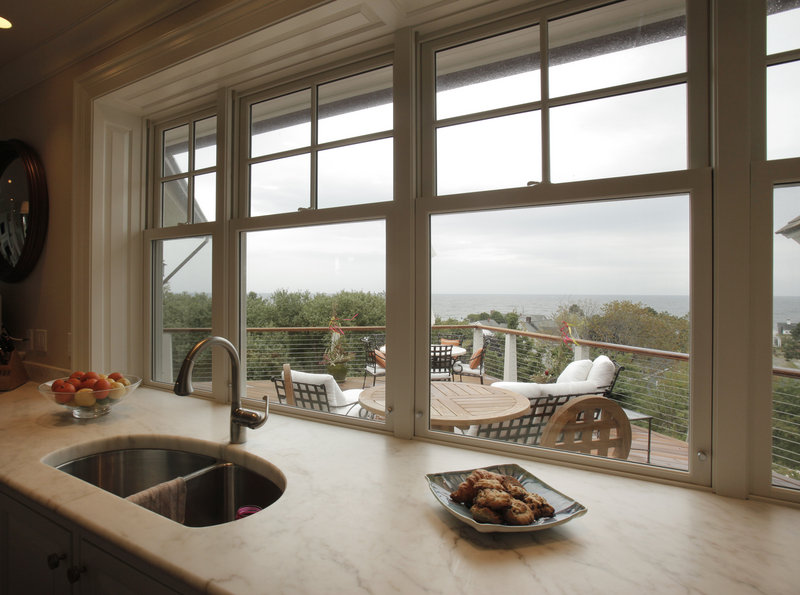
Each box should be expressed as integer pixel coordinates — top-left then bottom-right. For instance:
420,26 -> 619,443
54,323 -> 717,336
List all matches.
539,395 -> 632,459
430,344 -> 454,381
361,336 -> 387,388
272,364 -> 363,417
452,338 -> 492,384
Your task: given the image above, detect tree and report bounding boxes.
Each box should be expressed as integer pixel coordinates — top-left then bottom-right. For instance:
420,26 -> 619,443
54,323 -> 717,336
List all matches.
582,300 -> 689,353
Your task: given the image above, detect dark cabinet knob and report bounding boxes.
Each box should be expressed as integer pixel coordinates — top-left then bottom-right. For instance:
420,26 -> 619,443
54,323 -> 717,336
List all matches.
67,565 -> 86,583
47,552 -> 67,570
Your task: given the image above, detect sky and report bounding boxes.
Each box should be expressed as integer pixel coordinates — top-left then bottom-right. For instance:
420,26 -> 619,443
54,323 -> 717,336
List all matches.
161,6 -> 800,299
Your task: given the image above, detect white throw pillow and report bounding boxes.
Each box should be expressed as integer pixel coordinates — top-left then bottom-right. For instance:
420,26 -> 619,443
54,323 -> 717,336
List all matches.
586,355 -> 616,389
289,370 -> 353,407
556,359 -> 593,383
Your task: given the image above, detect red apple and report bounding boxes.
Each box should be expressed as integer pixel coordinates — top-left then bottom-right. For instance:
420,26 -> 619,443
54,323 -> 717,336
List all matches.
69,371 -> 84,379
93,378 -> 111,400
51,379 -> 76,403
79,378 -> 98,391
108,372 -> 124,382
66,377 -> 81,388
82,371 -> 100,382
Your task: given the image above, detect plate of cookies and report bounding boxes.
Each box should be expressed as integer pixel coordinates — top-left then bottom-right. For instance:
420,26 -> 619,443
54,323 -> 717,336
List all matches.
425,463 -> 587,533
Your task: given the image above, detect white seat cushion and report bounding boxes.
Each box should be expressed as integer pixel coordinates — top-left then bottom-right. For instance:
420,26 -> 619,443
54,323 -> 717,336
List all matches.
492,379 -> 599,399
456,364 -> 480,376
556,359 -> 593,383
289,370 -> 356,407
586,355 -> 616,388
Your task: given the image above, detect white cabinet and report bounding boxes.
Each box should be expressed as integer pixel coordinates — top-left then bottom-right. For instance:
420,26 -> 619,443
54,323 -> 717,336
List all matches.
0,487 -> 187,594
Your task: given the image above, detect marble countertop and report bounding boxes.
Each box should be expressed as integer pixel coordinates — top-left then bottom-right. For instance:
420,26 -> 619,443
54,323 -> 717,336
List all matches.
1,381 -> 799,594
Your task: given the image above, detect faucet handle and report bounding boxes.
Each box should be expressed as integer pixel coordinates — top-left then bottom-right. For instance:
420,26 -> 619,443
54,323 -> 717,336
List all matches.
232,407 -> 267,429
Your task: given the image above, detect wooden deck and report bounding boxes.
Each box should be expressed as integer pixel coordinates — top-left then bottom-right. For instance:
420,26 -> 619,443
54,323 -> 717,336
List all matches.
250,373 -> 800,487
249,374 -> 690,469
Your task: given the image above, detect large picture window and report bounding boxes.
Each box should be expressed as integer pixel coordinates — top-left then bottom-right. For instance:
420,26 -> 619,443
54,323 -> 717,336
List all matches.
141,0 -> 800,497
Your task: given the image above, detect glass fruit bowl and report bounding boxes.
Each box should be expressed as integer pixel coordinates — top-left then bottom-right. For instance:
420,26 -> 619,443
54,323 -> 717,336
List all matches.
38,374 -> 142,419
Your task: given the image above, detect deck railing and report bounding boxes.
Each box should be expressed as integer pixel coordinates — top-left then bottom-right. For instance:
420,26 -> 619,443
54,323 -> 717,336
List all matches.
162,325 -> 800,478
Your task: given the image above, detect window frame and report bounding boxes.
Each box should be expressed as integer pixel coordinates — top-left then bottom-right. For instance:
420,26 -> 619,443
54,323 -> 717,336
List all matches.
415,0 -> 713,485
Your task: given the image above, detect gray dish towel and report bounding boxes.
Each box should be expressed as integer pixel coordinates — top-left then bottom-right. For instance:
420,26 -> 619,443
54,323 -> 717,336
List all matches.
126,477 -> 187,523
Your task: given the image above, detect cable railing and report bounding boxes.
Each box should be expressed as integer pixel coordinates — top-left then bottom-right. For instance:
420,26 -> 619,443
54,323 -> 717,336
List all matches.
161,325 -> 800,477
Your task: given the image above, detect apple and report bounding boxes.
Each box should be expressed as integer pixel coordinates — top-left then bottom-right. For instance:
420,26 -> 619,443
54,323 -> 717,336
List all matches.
81,371 -> 100,382
109,381 -> 125,399
66,377 -> 81,388
79,378 -> 98,391
69,371 -> 84,379
51,379 -> 77,403
74,389 -> 96,407
93,378 -> 111,400
108,372 -> 124,382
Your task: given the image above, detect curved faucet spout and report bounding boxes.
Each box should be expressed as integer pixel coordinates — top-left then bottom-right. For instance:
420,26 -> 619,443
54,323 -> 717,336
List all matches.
174,336 -> 268,444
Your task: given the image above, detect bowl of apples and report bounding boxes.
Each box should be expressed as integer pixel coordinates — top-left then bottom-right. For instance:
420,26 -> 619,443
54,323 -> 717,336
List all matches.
39,371 -> 141,419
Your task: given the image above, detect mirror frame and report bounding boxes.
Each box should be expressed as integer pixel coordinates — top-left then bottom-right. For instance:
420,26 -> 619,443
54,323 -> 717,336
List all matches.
0,139 -> 49,282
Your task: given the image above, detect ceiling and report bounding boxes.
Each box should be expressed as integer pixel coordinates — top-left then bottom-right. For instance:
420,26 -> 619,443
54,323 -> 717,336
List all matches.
0,0 -> 527,107
0,0 -> 203,102
0,0 -> 117,69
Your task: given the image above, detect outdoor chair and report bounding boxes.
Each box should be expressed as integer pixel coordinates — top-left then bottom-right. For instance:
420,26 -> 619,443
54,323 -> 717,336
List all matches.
272,364 -> 363,417
439,337 -> 461,346
539,395 -> 632,459
474,393 -> 573,444
430,344 -> 454,381
452,338 -> 492,384
492,355 -> 622,400
361,336 -> 387,388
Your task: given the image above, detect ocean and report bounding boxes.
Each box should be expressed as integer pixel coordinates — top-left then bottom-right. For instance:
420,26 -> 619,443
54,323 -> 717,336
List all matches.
431,294 -> 800,328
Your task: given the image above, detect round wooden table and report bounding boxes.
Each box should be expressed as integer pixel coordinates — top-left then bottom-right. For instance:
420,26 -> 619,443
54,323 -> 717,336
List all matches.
358,382 -> 531,431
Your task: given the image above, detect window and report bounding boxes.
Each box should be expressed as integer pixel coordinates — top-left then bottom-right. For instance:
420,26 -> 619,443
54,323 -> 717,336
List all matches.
243,221 -> 386,420
156,115 -> 218,226
772,185 -> 800,489
430,197 -> 691,468
246,66 -> 393,215
430,0 -> 686,193
234,60 -> 393,419
152,236 -> 213,385
548,0 -> 686,182
421,0 -> 704,472
130,0 -> 737,492
767,1 -> 800,160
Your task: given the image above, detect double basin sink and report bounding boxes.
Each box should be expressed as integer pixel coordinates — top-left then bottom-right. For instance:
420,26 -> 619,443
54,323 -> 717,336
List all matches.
44,436 -> 285,527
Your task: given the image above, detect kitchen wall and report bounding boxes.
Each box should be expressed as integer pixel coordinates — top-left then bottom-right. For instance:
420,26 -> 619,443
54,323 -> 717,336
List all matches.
0,0 -> 330,375
0,70 -> 75,373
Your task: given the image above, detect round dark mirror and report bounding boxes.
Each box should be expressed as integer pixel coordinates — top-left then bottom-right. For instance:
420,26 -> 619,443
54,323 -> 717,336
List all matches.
0,140 -> 48,282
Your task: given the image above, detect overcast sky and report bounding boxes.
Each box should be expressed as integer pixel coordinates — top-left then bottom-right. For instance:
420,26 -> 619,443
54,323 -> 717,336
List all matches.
163,7 -> 800,300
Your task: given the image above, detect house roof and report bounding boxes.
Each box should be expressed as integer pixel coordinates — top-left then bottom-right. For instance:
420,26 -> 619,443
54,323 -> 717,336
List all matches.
776,214 -> 800,243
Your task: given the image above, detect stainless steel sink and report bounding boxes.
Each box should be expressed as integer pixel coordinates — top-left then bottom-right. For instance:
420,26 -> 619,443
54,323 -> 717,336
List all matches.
53,447 -> 283,527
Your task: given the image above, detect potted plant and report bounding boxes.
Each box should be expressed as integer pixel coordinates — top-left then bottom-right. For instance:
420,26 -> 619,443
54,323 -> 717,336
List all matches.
322,332 -> 353,382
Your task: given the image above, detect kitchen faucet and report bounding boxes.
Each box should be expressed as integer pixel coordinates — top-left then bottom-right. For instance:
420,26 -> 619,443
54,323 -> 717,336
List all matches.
174,336 -> 267,444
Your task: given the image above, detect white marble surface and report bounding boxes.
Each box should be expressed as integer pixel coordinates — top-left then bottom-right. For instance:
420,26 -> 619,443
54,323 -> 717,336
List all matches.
1,381 -> 799,594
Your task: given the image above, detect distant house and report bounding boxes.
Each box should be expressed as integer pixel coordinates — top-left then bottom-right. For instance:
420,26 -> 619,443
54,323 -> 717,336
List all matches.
521,315 -> 560,336
473,318 -> 506,329
775,321 -> 797,348
776,215 -> 800,245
